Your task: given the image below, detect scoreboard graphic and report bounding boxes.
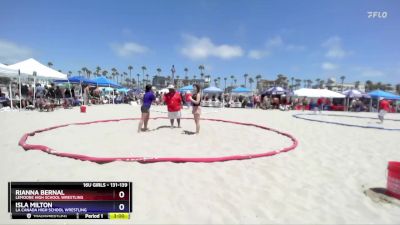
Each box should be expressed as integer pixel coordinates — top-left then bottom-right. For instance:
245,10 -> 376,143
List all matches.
8,182 -> 132,219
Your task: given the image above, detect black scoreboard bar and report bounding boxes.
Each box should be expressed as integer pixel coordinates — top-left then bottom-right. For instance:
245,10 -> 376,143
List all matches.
8,182 -> 132,220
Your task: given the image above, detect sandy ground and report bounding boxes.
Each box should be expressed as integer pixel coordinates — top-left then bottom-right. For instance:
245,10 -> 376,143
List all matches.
1,104 -> 400,224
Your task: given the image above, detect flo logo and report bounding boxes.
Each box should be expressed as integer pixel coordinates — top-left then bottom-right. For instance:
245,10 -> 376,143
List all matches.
367,11 -> 388,18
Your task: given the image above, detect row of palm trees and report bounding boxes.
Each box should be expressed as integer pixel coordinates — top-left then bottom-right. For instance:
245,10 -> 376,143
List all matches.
47,61 -> 397,93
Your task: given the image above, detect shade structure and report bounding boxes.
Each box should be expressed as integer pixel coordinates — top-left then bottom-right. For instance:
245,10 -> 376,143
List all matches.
117,88 -> 130,93
0,63 -> 19,77
127,88 -> 143,95
294,88 -> 345,98
179,85 -> 194,92
231,87 -> 252,93
8,58 -> 67,79
54,76 -> 97,85
263,86 -> 287,95
93,76 -> 122,88
367,90 -> 400,100
342,89 -> 370,98
102,87 -> 114,92
203,86 -> 223,94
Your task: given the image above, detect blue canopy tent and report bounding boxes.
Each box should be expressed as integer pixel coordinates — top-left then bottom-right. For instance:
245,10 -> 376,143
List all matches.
53,76 -> 97,85
93,76 -> 122,88
117,88 -> 130,93
231,87 -> 252,94
93,76 -> 122,104
367,90 -> 400,112
179,85 -> 194,92
102,87 -> 114,92
367,90 -> 400,100
203,86 -> 223,94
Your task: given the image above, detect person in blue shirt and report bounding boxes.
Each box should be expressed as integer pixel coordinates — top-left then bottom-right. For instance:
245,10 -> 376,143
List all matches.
138,84 -> 155,132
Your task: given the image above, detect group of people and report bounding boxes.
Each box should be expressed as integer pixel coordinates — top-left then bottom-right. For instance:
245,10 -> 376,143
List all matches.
138,84 -> 202,134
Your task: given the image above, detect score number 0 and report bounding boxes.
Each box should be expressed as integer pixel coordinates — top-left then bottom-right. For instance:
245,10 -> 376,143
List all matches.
118,191 -> 125,211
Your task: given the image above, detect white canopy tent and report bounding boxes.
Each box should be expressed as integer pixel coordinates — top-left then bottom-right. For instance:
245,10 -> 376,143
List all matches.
8,58 -> 67,79
0,64 -> 28,109
7,58 -> 68,109
0,63 -> 19,77
294,88 -> 345,98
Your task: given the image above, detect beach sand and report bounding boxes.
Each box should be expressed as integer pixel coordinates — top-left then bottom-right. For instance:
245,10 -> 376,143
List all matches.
1,104 -> 400,224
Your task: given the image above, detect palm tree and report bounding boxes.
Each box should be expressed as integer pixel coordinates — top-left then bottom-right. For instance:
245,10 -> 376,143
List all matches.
125,78 -> 131,86
87,70 -> 92,78
48,62 -> 53,68
230,75 -> 235,87
315,79 -> 320,88
115,72 -> 119,83
255,74 -> 262,91
123,72 -> 128,84
146,74 -> 149,85
193,74 -> 197,84
141,66 -> 147,89
111,68 -> 117,81
291,77 -> 294,89
243,73 -> 249,87
295,79 -> 301,89
58,69 -> 62,73
68,71 -> 72,77
156,68 -> 161,76
249,77 -> 254,89
81,67 -> 88,77
340,76 -> 346,91
319,80 -> 325,89
184,67 -> 188,77
234,79 -> 237,86
102,70 -> 108,77
95,66 -> 101,76
213,79 -> 218,87
128,65 -> 133,81
136,74 -> 140,88
198,65 -> 205,75
396,84 -> 400,94
224,77 -> 228,92
78,70 -> 82,76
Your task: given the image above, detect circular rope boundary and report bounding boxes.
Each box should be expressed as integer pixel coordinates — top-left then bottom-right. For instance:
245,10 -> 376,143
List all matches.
293,113 -> 400,131
18,117 -> 298,164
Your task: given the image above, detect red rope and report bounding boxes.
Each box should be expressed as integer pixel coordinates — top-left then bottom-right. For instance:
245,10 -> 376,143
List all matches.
18,117 -> 299,163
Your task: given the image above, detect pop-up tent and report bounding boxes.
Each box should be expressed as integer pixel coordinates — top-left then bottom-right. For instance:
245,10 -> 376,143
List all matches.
0,63 -> 19,77
93,76 -> 122,104
263,86 -> 287,95
0,64 -> 21,109
8,58 -> 67,80
7,58 -> 68,108
93,76 -> 121,88
54,76 -> 97,85
294,88 -> 345,98
231,87 -> 252,95
179,85 -> 193,92
342,89 -> 370,98
203,86 -> 223,94
368,90 -> 400,100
